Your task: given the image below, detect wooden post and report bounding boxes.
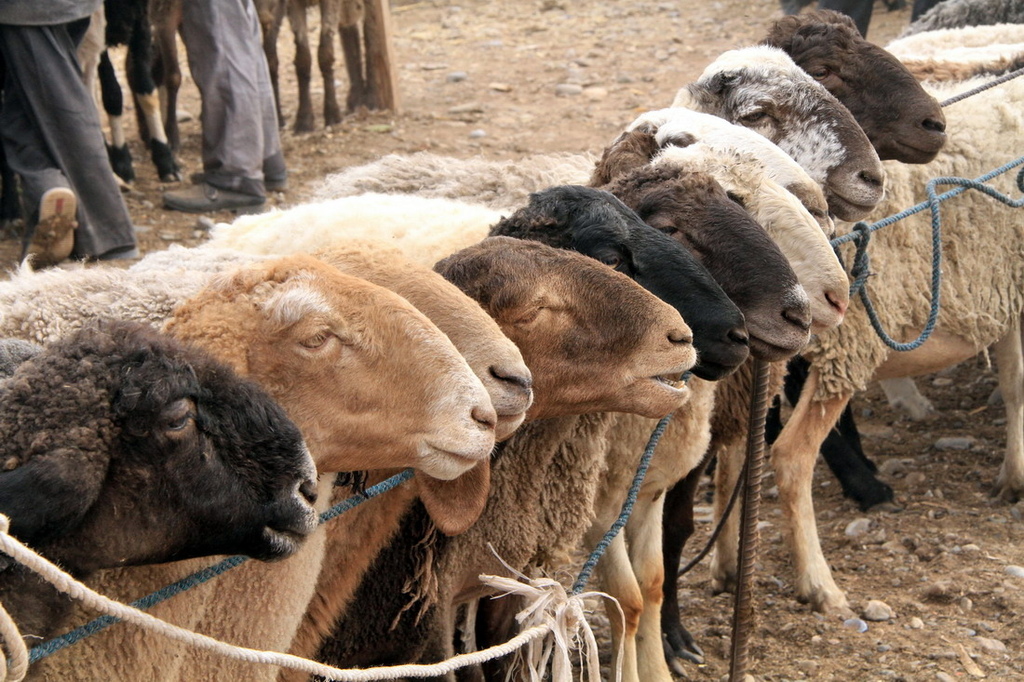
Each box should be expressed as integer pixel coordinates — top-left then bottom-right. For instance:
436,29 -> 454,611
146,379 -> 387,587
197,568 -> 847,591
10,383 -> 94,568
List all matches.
363,0 -> 401,113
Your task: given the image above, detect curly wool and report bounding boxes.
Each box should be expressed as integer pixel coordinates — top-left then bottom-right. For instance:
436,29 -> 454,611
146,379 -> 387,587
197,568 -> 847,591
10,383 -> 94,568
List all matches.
899,0 -> 1024,37
804,75 -> 1024,400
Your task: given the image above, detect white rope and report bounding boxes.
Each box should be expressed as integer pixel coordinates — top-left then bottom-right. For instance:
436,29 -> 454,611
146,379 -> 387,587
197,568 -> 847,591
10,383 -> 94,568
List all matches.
0,515 -> 612,681
0,597 -> 28,682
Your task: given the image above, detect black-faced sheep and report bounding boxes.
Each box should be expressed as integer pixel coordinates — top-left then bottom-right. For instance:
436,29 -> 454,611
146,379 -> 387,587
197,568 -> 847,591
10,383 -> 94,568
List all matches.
0,319 -> 318,647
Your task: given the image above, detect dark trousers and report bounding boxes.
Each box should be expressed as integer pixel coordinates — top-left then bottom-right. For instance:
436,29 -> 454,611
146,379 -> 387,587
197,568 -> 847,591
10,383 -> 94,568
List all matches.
818,0 -> 874,36
0,20 -> 136,258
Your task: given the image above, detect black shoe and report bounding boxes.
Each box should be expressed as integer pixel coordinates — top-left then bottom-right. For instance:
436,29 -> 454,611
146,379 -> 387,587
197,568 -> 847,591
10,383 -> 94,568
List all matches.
164,183 -> 266,214
189,171 -> 287,192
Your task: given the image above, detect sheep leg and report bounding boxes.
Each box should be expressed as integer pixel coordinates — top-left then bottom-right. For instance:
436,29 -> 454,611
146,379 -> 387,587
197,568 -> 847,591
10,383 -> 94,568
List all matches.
624,491 -> 674,682
150,5 -> 183,152
318,0 -> 342,126
98,50 -> 134,183
595,532 -> 644,682
286,0 -> 315,132
770,367 -> 853,614
258,0 -> 287,127
993,317 -> 1024,501
341,24 -> 368,111
879,377 -> 935,420
126,19 -> 181,184
709,441 -> 743,595
659,462 -> 706,671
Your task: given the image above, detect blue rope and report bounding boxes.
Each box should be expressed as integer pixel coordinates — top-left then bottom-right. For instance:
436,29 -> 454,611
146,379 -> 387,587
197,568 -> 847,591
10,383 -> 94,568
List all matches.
571,413 -> 673,595
829,157 -> 1024,352
28,468 -> 415,663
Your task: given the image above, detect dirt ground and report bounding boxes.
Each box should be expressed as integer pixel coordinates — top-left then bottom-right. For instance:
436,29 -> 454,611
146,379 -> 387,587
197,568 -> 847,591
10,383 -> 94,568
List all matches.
3,0 -> 1023,680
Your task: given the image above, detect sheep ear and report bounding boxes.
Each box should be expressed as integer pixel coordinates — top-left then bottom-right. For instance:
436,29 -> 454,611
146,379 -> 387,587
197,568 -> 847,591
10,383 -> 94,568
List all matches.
415,461 -> 491,536
0,449 -> 108,546
591,130 -> 662,186
704,71 -> 737,95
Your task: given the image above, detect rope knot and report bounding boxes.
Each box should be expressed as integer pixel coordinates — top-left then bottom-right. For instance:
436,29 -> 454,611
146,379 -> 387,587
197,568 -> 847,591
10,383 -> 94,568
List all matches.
480,557 -> 623,682
847,221 -> 873,297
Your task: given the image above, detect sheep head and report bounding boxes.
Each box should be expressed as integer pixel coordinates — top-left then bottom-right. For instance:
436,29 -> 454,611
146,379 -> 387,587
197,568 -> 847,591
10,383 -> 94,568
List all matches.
0,320 -> 320,576
164,256 -> 499,535
436,237 -> 697,420
488,186 -> 748,382
674,45 -> 884,220
764,9 -> 947,163
314,242 -> 533,442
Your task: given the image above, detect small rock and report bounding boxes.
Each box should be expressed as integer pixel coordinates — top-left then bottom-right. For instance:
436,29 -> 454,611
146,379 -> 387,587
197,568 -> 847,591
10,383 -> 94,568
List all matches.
615,73 -> 634,83
176,108 -> 194,123
959,597 -> 974,613
488,82 -> 512,92
973,636 -> 1007,654
195,216 -> 216,232
909,616 -> 925,629
554,83 -> 583,96
447,102 -> 483,114
936,673 -> 956,682
468,129 -> 487,139
932,376 -> 954,387
906,471 -> 928,486
582,86 -> 608,101
845,517 -> 874,537
934,436 -> 975,451
1005,565 -> 1024,578
843,617 -> 869,632
878,458 -> 909,477
862,600 -> 894,621
159,231 -> 181,241
795,659 -> 819,675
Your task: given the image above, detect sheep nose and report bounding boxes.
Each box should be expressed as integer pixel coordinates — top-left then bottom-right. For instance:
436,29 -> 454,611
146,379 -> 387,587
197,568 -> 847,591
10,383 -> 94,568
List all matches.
922,116 -> 946,134
782,302 -> 812,332
490,363 -> 533,392
826,290 -> 848,318
857,167 -> 884,189
727,326 -> 749,346
298,478 -> 319,506
668,327 -> 693,346
471,404 -> 498,430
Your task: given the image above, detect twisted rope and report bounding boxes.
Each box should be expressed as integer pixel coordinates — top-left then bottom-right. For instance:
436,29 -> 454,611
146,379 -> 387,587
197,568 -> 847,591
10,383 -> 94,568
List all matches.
830,157 -> 1024,351
28,468 -> 415,663
0,577 -> 27,682
939,65 -> 1024,108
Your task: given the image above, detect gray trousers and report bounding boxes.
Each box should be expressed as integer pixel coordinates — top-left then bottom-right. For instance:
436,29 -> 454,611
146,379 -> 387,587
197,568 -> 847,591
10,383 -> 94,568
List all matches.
0,20 -> 136,258
180,0 -> 284,198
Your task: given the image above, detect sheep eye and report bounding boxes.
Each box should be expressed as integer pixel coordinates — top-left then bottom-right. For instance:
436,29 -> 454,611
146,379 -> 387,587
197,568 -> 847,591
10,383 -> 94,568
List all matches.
809,67 -> 831,80
166,413 -> 195,432
600,254 -> 622,268
299,332 -> 331,349
739,111 -> 768,124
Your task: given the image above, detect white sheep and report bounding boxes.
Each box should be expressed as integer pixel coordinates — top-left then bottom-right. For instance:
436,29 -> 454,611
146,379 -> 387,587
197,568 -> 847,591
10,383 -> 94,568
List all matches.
725,74 -> 1024,617
886,24 -> 1024,82
314,45 -> 883,222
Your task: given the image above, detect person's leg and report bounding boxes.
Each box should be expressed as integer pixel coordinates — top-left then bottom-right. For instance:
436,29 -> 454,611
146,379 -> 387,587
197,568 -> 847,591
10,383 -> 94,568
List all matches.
817,0 -> 874,37
178,0 -> 275,198
0,22 -> 136,260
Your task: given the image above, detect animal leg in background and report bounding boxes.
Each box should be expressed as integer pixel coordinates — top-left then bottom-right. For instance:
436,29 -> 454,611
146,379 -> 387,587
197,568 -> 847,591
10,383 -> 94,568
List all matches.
879,376 -> 935,420
286,0 -> 316,132
992,316 -> 1024,500
150,0 -> 183,152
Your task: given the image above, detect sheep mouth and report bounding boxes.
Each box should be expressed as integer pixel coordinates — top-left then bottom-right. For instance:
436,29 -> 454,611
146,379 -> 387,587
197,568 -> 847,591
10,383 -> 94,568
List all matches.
649,372 -> 691,397
748,335 -> 804,363
259,524 -> 311,561
824,191 -> 877,222
419,443 -> 488,481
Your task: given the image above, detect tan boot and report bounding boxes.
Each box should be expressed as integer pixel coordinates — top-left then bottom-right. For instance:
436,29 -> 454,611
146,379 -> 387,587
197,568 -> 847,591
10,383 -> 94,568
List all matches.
26,187 -> 77,268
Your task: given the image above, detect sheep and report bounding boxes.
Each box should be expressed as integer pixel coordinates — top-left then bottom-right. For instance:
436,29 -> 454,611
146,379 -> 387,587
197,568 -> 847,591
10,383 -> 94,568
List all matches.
298,235 -> 698,679
716,73 -> 1024,616
314,44 -> 884,222
24,251 -> 522,682
0,338 -> 40,376
0,318 -> 319,646
207,184 -> 751,381
885,23 -> 1024,81
762,9 -> 949,163
669,45 -> 884,220
899,0 -> 1024,36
